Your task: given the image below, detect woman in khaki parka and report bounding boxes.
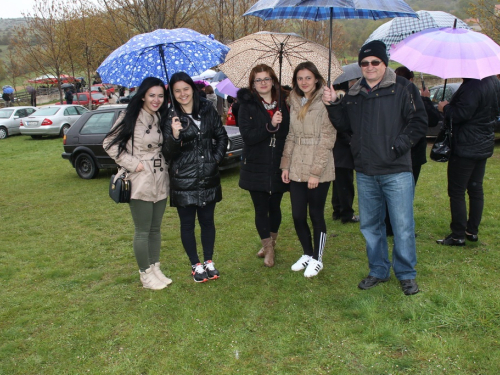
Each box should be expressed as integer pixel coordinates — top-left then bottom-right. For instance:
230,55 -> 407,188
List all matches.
281,61 -> 336,278
104,77 -> 171,290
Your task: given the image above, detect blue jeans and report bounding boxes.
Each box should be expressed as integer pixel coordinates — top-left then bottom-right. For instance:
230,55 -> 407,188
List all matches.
356,172 -> 417,280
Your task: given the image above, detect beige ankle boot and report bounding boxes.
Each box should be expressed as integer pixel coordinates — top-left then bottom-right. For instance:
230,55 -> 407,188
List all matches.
257,232 -> 278,258
139,267 -> 167,290
151,262 -> 173,286
261,238 -> 275,267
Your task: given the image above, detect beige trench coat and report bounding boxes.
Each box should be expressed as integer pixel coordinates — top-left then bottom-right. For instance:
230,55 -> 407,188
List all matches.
103,109 -> 169,202
280,88 -> 336,183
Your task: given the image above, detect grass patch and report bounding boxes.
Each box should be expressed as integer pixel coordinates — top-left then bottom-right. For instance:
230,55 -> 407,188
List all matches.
1,135 -> 500,374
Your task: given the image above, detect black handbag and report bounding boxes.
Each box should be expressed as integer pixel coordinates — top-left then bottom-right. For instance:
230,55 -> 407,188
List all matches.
430,119 -> 452,162
109,172 -> 131,203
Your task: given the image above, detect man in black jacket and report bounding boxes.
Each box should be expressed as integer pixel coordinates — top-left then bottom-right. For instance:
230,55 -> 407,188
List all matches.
436,76 -> 500,246
323,40 -> 427,295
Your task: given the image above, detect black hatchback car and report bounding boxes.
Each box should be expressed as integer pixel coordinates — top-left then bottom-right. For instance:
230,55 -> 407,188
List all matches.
62,105 -> 243,179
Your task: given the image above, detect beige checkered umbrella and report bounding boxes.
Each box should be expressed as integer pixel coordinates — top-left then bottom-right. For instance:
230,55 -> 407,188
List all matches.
219,31 -> 343,88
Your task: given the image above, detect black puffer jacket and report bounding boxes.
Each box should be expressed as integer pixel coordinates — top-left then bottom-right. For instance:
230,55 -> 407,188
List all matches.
237,88 -> 290,193
443,76 -> 500,160
327,68 -> 428,176
163,99 -> 228,207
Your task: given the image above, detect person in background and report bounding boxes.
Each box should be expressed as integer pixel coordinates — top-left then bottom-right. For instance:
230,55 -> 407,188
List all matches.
384,66 -> 438,236
65,88 -> 74,104
195,82 -> 207,98
323,40 -> 427,295
30,89 -> 37,107
103,77 -> 171,290
237,64 -> 291,267
205,85 -> 218,110
164,72 -> 228,283
2,92 -> 12,107
436,75 -> 500,246
281,61 -> 336,278
331,78 -> 359,224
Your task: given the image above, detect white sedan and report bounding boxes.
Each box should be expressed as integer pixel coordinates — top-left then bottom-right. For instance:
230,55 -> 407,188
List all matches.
0,106 -> 38,139
20,105 -> 89,139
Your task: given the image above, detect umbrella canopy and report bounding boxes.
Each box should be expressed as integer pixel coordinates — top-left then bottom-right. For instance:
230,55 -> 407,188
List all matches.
212,71 -> 228,82
216,78 -> 239,98
389,27 -> 500,80
191,69 -> 217,81
193,80 -> 210,87
2,86 -> 14,94
61,83 -> 75,89
97,28 -> 229,88
26,85 -> 35,94
219,31 -> 343,88
243,0 -> 417,83
333,63 -> 362,85
365,10 -> 470,51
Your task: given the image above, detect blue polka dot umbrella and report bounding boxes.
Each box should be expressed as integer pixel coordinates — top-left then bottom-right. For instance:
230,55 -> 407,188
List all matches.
97,28 -> 229,88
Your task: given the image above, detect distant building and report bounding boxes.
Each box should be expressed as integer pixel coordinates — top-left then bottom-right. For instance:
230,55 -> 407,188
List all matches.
464,17 -> 482,32
495,4 -> 500,16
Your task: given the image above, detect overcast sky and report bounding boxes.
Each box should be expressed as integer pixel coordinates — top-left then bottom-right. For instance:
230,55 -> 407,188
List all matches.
1,0 -> 34,18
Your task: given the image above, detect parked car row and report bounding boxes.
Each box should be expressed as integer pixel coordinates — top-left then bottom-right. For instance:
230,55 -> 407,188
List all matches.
62,104 -> 244,179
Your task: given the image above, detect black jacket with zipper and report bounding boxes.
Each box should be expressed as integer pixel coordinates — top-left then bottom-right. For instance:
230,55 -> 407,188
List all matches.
237,88 -> 290,193
163,98 -> 228,207
326,68 -> 428,176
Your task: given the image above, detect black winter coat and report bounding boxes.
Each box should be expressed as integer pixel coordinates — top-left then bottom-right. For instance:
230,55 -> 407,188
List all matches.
163,99 -> 229,207
444,76 -> 500,160
237,88 -> 290,193
327,69 -> 428,176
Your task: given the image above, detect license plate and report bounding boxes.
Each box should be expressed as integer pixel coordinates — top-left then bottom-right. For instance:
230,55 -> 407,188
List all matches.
27,121 -> 38,126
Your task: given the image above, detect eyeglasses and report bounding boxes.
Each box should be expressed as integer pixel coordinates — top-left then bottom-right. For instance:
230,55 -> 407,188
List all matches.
254,77 -> 272,84
360,60 -> 383,67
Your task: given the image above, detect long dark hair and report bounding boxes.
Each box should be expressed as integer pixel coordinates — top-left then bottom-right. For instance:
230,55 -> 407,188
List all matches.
105,77 -> 168,156
292,61 -> 325,120
168,72 -> 201,120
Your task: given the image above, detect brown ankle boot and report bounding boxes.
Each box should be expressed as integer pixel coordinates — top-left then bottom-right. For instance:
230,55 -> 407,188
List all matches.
261,238 -> 275,267
257,232 -> 278,258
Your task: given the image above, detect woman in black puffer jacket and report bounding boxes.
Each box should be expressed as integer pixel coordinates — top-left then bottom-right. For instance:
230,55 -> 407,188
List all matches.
236,64 -> 290,267
164,72 -> 228,283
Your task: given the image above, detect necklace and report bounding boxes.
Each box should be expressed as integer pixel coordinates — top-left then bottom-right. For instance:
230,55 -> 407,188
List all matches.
262,100 -> 277,110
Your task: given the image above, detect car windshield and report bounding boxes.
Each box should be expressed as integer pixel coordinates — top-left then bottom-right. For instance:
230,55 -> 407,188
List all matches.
0,109 -> 14,118
33,107 -> 60,116
91,93 -> 106,99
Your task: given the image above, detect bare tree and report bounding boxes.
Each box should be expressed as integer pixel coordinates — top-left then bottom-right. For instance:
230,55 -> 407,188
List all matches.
468,0 -> 500,43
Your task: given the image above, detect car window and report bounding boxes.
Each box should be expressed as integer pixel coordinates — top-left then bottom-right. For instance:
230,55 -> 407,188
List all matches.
26,108 -> 36,115
15,109 -> 27,118
80,112 -> 116,134
0,109 -> 14,118
91,93 -> 106,100
33,107 -> 60,116
76,106 -> 89,115
64,106 -> 79,116
78,94 -> 88,101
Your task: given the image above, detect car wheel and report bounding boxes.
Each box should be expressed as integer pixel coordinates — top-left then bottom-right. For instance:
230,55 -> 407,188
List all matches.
31,135 -> 43,139
60,124 -> 71,137
75,153 -> 99,179
0,127 -> 7,139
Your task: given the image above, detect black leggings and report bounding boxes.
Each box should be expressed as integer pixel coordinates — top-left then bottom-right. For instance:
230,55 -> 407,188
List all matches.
176,202 -> 216,265
289,181 -> 331,261
249,191 -> 284,239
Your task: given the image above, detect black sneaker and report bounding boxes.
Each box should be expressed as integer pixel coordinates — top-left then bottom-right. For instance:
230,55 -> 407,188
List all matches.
465,232 -> 478,242
191,263 -> 209,283
400,279 -> 419,295
358,275 -> 390,290
436,234 -> 465,246
204,260 -> 220,280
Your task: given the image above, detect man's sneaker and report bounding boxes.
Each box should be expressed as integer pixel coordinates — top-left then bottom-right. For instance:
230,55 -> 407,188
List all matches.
204,260 -> 220,280
291,255 -> 312,271
191,263 -> 209,283
400,279 -> 419,295
303,259 -> 323,278
358,275 -> 390,290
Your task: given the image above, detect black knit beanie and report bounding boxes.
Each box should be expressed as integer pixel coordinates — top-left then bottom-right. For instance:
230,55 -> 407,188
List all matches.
358,40 -> 389,67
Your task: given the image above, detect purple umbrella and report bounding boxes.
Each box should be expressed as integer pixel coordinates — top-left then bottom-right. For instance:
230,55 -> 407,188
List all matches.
216,78 -> 239,98
389,26 -> 500,80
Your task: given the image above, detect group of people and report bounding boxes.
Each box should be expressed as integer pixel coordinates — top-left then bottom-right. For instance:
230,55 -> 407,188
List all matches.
103,39 -> 500,296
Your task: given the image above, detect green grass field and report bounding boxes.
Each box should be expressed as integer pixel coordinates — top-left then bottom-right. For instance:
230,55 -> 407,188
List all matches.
1,135 -> 500,374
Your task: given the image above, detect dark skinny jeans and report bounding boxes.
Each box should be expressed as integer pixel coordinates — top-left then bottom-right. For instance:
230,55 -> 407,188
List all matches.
249,191 -> 284,239
177,202 -> 217,265
290,181 -> 331,261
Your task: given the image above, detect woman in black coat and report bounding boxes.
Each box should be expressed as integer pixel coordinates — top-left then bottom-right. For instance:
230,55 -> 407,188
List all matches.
164,72 -> 228,282
236,64 -> 290,267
